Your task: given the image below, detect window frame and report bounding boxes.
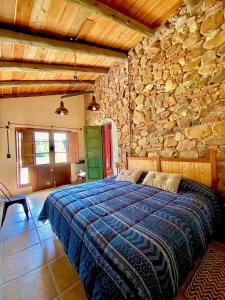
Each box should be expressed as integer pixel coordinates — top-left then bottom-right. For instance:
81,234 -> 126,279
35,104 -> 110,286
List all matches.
53,131 -> 68,164
34,131 -> 51,166
16,130 -> 31,188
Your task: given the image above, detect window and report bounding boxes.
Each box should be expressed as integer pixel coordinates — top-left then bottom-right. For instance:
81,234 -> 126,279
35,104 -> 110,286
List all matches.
34,132 -> 50,165
17,132 -> 30,186
54,132 -> 67,163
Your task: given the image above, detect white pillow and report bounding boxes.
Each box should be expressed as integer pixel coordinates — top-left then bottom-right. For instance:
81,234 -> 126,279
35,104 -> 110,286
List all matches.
116,169 -> 142,184
143,171 -> 182,193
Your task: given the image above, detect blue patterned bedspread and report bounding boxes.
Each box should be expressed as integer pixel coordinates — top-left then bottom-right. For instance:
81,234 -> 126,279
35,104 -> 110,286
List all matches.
38,178 -> 220,300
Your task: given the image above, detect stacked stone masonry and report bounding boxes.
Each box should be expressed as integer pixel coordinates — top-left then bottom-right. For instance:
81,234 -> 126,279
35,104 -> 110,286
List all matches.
85,0 -> 225,191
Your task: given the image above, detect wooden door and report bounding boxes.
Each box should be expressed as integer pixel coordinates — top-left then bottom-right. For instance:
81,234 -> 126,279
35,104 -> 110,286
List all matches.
84,126 -> 103,182
102,124 -> 113,178
54,163 -> 71,187
32,131 -> 71,191
32,131 -> 54,191
32,165 -> 54,191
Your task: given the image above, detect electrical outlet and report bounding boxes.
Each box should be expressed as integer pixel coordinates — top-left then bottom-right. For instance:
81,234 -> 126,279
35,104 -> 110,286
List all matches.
7,153 -> 11,159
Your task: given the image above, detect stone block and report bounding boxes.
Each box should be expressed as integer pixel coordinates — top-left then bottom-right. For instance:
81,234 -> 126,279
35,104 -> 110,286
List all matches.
180,151 -> 198,159
164,137 -> 177,147
177,139 -> 196,151
133,110 -> 145,125
201,10 -> 224,34
205,135 -> 225,145
212,121 -> 225,136
185,124 -> 211,139
182,32 -> 200,49
198,63 -> 216,76
165,80 -> 177,92
204,30 -> 225,50
183,58 -> 201,72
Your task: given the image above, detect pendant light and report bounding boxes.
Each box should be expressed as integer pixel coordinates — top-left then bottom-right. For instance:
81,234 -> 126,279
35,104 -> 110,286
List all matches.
87,96 -> 100,111
55,101 -> 69,116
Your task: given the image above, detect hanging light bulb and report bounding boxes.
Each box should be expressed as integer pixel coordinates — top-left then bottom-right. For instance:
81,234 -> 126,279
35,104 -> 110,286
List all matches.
55,101 -> 69,116
87,96 -> 100,111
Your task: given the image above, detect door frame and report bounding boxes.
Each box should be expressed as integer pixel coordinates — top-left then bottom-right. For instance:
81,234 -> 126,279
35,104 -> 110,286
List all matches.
16,128 -> 72,191
102,123 -> 113,178
100,118 -> 119,175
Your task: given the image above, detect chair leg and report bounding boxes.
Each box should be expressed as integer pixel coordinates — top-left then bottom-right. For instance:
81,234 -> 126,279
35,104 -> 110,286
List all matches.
22,201 -> 29,220
1,203 -> 8,226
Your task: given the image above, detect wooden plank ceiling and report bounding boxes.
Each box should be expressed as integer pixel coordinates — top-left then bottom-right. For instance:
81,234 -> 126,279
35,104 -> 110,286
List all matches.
0,0 -> 182,98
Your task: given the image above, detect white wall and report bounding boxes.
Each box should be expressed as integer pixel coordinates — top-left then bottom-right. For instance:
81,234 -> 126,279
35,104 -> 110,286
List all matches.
0,94 -> 85,195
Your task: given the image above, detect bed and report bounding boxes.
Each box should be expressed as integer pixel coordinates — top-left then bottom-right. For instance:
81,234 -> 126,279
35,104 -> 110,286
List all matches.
38,150 -> 221,300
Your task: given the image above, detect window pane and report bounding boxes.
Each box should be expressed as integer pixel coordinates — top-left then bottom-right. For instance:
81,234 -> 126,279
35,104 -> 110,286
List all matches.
55,153 -> 67,163
54,141 -> 67,152
36,153 -> 50,165
35,141 -> 49,153
35,132 -> 49,141
20,167 -> 29,185
54,133 -> 67,142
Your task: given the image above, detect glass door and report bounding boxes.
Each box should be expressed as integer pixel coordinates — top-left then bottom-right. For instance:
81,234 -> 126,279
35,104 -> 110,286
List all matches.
33,131 -> 54,191
53,132 -> 71,187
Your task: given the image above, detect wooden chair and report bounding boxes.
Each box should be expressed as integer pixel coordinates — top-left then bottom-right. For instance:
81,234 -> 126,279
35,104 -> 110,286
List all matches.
0,181 -> 29,226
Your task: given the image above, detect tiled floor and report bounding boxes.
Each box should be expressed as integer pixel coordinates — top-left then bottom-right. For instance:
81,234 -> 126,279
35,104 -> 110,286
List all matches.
0,189 -> 87,300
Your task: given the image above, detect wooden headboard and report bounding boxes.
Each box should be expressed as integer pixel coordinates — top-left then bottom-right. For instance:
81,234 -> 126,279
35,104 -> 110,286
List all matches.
127,157 -> 160,172
127,150 -> 218,189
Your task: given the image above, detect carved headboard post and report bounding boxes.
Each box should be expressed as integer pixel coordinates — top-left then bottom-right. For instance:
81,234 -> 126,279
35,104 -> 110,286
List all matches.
156,157 -> 161,172
210,149 -> 219,190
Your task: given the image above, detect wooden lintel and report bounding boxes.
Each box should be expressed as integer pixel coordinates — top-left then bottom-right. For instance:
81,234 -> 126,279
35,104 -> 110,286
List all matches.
66,0 -> 154,36
0,80 -> 95,88
0,61 -> 108,75
0,29 -> 127,61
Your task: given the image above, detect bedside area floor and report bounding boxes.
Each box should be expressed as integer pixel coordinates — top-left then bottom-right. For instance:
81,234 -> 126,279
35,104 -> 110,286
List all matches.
0,189 -> 87,300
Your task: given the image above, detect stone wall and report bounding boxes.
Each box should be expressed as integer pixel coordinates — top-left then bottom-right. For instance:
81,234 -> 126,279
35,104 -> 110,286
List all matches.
85,0 -> 225,191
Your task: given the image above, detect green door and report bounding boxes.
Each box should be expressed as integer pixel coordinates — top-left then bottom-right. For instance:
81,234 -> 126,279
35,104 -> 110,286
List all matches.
84,126 -> 103,182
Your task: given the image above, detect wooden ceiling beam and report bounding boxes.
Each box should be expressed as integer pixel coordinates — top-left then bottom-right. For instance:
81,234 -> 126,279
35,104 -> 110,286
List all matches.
61,91 -> 94,98
66,0 -> 154,36
0,29 -> 127,61
0,80 -> 95,88
0,61 -> 108,75
0,91 -> 92,99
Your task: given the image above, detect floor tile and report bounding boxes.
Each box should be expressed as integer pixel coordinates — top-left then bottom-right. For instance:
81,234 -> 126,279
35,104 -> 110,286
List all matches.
37,223 -> 55,241
28,201 -> 44,211
62,283 -> 87,300
3,211 -> 29,226
30,206 -> 43,218
3,204 -> 27,215
50,256 -> 80,293
3,228 -> 39,256
0,219 -> 35,241
1,265 -> 57,300
2,243 -> 45,283
33,217 -> 49,228
42,237 -> 65,262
